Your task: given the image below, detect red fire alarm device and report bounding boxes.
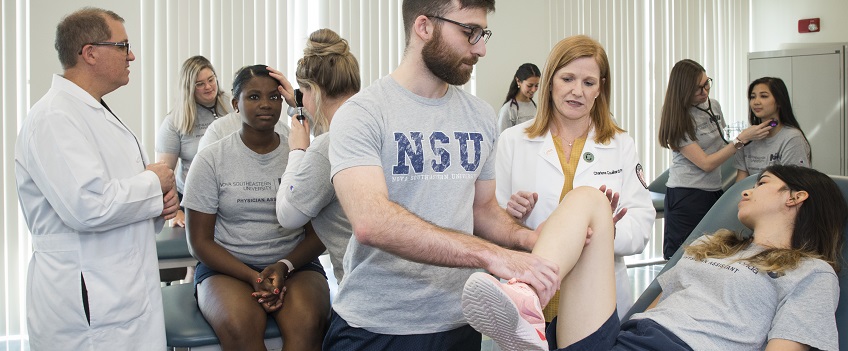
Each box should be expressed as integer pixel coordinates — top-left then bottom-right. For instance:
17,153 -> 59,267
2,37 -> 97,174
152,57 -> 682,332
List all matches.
798,18 -> 820,33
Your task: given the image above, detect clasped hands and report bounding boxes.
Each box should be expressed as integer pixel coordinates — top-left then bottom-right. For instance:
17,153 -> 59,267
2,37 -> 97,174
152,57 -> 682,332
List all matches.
146,162 -> 180,220
250,263 -> 290,312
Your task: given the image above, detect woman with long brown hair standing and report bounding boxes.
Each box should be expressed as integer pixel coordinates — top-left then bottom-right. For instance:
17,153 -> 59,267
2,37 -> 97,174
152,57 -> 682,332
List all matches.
658,59 -> 771,259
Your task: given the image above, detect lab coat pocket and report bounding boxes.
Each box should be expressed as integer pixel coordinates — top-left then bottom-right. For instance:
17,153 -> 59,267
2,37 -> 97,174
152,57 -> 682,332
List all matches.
28,249 -> 90,333
83,247 -> 150,329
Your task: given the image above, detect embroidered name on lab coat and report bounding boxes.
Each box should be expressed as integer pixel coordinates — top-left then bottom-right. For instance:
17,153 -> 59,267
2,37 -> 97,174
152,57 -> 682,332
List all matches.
593,168 -> 622,176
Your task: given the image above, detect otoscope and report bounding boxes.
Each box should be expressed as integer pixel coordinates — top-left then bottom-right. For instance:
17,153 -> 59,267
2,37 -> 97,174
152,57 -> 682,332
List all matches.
294,89 -> 305,124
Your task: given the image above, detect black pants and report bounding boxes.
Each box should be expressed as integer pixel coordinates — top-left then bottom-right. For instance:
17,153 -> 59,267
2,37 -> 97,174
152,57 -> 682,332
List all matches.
663,187 -> 722,259
322,310 -> 481,351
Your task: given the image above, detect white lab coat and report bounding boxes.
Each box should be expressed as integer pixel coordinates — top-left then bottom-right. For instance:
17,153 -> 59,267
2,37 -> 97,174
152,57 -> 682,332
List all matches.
496,121 -> 655,318
15,75 -> 167,350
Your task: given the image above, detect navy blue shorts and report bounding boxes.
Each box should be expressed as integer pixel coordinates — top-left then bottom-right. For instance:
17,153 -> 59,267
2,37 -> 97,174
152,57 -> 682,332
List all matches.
547,312 -> 692,351
194,257 -> 326,286
322,310 -> 481,351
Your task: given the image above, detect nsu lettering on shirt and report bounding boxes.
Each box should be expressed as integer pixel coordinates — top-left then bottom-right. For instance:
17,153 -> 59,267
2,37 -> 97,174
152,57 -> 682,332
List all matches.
392,131 -> 484,174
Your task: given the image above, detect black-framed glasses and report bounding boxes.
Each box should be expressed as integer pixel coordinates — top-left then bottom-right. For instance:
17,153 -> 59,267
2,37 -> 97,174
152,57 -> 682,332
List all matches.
78,41 -> 131,55
696,77 -> 713,92
426,15 -> 492,45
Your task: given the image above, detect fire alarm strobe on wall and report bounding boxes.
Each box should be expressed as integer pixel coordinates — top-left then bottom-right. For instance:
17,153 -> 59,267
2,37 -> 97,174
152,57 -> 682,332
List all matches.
798,18 -> 820,33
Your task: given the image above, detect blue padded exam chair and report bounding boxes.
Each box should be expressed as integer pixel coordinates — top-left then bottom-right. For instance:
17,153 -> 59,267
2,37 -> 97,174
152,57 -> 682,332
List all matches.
162,283 -> 283,350
647,169 -> 669,219
625,174 -> 848,350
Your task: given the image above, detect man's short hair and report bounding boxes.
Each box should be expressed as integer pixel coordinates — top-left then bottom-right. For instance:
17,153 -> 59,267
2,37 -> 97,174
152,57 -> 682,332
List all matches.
54,7 -> 124,69
401,0 -> 495,46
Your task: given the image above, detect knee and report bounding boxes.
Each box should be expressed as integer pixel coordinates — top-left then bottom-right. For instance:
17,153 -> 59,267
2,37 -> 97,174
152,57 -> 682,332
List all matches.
214,314 -> 266,343
565,186 -> 611,209
282,306 -> 329,336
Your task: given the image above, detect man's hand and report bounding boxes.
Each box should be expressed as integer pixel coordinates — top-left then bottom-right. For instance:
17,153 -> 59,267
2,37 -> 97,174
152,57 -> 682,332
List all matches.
161,187 -> 180,219
146,162 -> 175,194
486,248 -> 560,307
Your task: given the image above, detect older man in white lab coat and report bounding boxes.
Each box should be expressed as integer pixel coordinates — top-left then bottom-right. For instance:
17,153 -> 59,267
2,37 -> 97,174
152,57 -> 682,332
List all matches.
15,7 -> 178,351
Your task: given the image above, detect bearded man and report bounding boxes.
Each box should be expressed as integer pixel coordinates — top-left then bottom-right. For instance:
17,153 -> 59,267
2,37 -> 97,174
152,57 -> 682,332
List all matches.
323,0 -> 560,350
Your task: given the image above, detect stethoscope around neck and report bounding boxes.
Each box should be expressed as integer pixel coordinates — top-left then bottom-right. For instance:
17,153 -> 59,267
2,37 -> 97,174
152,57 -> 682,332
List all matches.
693,98 -> 729,144
198,103 -> 220,118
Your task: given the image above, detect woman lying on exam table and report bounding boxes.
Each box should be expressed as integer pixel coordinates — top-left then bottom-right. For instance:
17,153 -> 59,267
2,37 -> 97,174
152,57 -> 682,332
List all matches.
463,164 -> 845,351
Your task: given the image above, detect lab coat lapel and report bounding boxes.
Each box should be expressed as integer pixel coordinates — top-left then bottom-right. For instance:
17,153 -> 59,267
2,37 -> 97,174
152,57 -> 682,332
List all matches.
526,131 -> 564,226
55,75 -> 132,138
535,131 -> 563,175
575,128 -> 603,178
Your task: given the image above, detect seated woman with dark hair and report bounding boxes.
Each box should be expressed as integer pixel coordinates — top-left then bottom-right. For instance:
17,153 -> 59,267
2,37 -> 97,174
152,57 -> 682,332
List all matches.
736,76 -> 812,182
182,65 -> 330,351
463,164 -> 845,351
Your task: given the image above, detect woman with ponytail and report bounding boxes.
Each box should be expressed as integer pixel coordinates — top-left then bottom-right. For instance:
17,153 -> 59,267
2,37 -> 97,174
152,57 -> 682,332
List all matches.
497,63 -> 541,133
658,59 -> 773,259
271,28 -> 361,284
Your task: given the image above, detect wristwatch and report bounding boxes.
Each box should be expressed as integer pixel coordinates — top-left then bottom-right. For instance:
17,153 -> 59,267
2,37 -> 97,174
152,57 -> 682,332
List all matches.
733,137 -> 745,150
277,258 -> 294,276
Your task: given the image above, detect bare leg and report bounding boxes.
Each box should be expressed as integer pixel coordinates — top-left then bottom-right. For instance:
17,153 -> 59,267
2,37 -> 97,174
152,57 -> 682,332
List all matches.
197,275 -> 269,351
272,271 -> 330,351
531,186 -> 616,348
462,186 -> 616,351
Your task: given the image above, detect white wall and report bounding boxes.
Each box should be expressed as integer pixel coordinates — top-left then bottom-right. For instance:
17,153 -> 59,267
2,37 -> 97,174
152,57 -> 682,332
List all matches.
750,0 -> 848,52
28,1 -> 848,148
476,0 -> 551,115
28,1 -> 540,155
30,0 -> 142,133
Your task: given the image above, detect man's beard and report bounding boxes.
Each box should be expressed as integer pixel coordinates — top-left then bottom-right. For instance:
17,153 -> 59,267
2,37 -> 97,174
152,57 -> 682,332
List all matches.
421,26 -> 477,86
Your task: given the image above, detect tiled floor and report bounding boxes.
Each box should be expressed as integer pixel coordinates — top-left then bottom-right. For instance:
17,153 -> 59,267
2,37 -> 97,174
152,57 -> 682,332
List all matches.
626,264 -> 666,303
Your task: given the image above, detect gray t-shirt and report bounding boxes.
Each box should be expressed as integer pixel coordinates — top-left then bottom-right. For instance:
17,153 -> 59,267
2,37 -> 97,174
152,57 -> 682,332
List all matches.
329,75 -> 498,334
155,104 -> 219,193
197,111 -> 290,151
497,99 -> 536,133
284,133 -> 350,283
667,99 -> 727,191
182,132 -> 304,266
734,126 -> 810,177
632,238 -> 839,350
